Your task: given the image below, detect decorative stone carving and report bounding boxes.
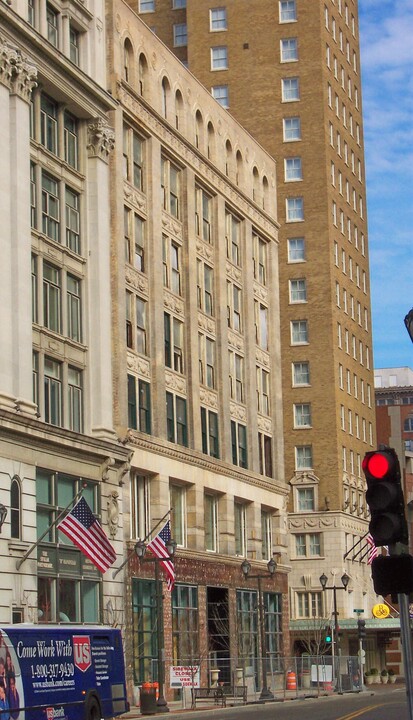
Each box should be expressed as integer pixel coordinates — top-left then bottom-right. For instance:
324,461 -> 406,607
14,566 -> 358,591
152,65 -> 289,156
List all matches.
198,313 -> 216,334
0,39 -> 37,101
257,415 -> 272,433
229,402 -> 246,422
289,470 -> 319,486
199,388 -> 218,409
165,370 -> 186,394
164,291 -> 184,316
87,117 -> 115,160
107,491 -> 120,538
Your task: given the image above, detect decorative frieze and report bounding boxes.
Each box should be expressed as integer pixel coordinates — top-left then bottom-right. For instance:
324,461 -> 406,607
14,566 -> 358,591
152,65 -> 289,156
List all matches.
199,388 -> 218,409
164,290 -> 184,316
124,183 -> 146,213
126,353 -> 150,379
165,370 -> 186,394
125,267 -> 148,295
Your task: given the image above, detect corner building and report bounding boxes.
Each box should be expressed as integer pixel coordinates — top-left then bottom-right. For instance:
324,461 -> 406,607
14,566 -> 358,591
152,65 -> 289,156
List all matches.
107,0 -> 289,699
132,0 -> 378,648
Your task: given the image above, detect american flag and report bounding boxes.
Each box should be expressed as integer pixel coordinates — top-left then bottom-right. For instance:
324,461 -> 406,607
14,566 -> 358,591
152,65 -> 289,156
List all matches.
147,520 -> 175,591
57,497 -> 116,573
366,533 -> 379,565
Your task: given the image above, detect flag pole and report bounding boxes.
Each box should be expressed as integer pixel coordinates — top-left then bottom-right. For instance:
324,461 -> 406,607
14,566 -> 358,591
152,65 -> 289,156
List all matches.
112,508 -> 172,579
16,484 -> 86,571
343,532 -> 368,560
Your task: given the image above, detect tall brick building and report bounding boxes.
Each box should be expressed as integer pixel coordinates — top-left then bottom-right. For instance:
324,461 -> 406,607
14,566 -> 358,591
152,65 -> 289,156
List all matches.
132,0 -> 378,641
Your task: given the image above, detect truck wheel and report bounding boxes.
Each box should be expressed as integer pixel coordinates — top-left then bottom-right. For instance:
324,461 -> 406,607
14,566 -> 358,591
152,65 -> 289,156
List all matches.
85,696 -> 101,720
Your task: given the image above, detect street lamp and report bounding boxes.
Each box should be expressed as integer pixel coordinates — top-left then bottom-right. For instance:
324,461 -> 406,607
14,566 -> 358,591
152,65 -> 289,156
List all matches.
135,536 -> 177,712
319,572 -> 349,693
241,557 -> 277,701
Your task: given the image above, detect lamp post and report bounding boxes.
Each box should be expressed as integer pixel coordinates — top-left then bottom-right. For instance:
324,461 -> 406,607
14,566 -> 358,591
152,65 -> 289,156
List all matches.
135,536 -> 177,712
319,572 -> 349,693
241,557 -> 277,701
0,504 -> 7,533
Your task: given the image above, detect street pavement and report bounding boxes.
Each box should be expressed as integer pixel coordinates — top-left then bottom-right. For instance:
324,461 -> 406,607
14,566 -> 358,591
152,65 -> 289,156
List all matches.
121,680 -> 406,719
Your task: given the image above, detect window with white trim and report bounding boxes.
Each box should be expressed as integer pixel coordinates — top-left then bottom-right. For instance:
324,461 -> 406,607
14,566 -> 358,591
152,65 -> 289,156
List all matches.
279,0 -> 296,22
201,410 -> 219,459
195,186 -> 213,242
231,423 -> 248,469
198,333 -> 215,389
256,367 -> 270,415
281,37 -> 298,62
286,196 -> 304,221
291,320 -> 308,344
282,77 -> 299,101
295,446 -> 313,471
166,394 -> 188,448
211,85 -> 229,108
283,116 -> 301,141
261,510 -> 273,560
288,237 -> 305,261
294,403 -> 311,428
229,350 -> 244,403
163,235 -> 181,295
161,156 -> 180,218
211,46 -> 228,70
210,7 -> 227,31
234,501 -> 247,555
293,361 -> 310,386
125,208 -> 145,272
289,278 -> 307,303
164,313 -> 184,373
170,484 -> 186,545
227,281 -> 242,332
204,494 -> 219,551
173,23 -> 187,46
285,156 -> 302,181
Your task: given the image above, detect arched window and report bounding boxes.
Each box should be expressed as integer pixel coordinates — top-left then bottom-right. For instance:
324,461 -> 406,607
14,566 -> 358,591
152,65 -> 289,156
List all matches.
225,139 -> 233,178
10,475 -> 21,539
195,110 -> 203,150
175,89 -> 184,130
236,150 -> 243,186
161,76 -> 171,119
252,166 -> 260,201
123,39 -> 134,83
138,52 -> 148,96
207,121 -> 215,160
262,176 -> 269,210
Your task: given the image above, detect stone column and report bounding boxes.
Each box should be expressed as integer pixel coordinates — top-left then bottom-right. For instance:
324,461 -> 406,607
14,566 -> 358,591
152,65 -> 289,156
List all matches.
87,117 -> 116,438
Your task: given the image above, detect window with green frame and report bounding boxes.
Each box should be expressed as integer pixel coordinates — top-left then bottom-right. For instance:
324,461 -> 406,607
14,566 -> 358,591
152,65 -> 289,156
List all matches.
172,584 -> 198,664
132,578 -> 158,683
264,592 -> 283,668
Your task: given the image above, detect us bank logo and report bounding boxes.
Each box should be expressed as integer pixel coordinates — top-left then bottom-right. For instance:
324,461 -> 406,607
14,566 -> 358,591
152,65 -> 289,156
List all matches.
73,636 -> 91,672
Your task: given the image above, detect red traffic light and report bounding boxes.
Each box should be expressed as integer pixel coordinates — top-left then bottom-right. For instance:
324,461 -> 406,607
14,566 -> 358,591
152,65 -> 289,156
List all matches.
362,451 -> 394,480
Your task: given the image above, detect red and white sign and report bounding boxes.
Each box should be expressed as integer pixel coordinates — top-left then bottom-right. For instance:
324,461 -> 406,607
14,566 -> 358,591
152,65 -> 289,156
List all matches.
170,666 -> 200,688
73,635 -> 91,672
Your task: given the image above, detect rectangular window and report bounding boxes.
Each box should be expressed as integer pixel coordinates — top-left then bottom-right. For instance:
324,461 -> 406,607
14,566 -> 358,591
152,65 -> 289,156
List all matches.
211,85 -> 229,108
201,408 -> 219,459
210,7 -> 227,30
64,112 -> 78,170
28,0 -> 35,26
291,320 -> 308,344
204,494 -> 218,552
42,172 -> 60,242
170,484 -> 186,545
294,403 -> 311,427
280,0 -> 296,22
43,262 -> 61,333
139,0 -> 155,11
128,376 -> 151,433
211,46 -> 228,70
166,392 -> 188,447
258,433 -> 273,478
40,94 -> 58,154
44,357 -> 62,426
164,313 -> 184,373
283,116 -> 301,141
173,23 -> 187,46
231,421 -> 247,468
286,196 -> 304,221
123,126 -> 144,191
256,367 -> 270,415
261,511 -> 272,560
295,534 -> 306,557
197,260 -> 214,316
161,157 -> 180,218
226,211 -> 241,266
229,350 -> 244,403
289,278 -> 307,303
281,37 -> 298,62
227,281 -> 242,332
285,156 -> 302,181
67,274 -> 82,342
69,25 -> 80,65
282,77 -> 299,101
172,585 -> 198,665
68,366 -> 83,432
254,301 -> 268,350
65,187 -> 80,254
131,475 -> 150,541
293,361 -> 310,386
132,578 -> 157,684
297,487 -> 315,511
195,186 -> 212,242
198,333 -> 215,389
297,592 -> 322,618
46,4 -> 59,47
253,233 -> 267,285
234,502 -> 247,555
295,446 -> 313,470
173,0 -> 186,7
136,297 -> 147,355
287,237 -> 305,261
163,236 -> 181,295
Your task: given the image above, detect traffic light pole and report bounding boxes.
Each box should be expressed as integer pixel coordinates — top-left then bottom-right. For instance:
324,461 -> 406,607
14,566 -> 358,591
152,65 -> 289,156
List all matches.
398,592 -> 413,719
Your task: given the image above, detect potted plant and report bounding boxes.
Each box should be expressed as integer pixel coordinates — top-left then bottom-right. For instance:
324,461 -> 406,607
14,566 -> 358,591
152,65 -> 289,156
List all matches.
370,668 -> 379,684
364,670 -> 374,686
380,669 -> 388,684
388,668 -> 397,684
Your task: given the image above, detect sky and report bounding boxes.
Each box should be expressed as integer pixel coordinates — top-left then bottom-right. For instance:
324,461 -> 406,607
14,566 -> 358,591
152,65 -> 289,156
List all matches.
358,0 -> 413,370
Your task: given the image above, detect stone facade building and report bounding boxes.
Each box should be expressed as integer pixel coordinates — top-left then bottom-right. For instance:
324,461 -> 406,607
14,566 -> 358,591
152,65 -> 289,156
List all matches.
131,0 -> 377,648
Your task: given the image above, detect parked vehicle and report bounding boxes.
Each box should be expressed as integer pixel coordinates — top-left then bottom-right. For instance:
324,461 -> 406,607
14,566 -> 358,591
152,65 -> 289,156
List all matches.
0,624 -> 129,720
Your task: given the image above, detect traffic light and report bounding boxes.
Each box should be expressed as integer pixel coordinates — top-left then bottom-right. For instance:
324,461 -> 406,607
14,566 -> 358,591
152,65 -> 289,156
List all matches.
357,618 -> 366,640
362,447 -> 408,547
325,627 -> 332,644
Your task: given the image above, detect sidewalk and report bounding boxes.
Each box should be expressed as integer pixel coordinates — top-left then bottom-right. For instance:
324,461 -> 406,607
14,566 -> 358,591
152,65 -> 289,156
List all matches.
121,681 -> 406,719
